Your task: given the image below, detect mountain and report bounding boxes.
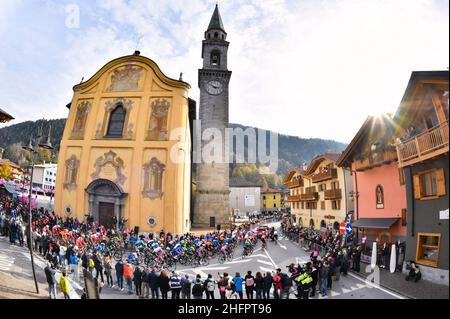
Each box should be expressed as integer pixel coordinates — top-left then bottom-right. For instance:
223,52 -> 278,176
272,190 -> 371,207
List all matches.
0,119 -> 347,184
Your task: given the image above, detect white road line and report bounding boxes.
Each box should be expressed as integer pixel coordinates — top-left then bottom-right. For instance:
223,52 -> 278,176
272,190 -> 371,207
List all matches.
259,266 -> 276,273
347,272 -> 406,299
247,254 -> 269,259
198,266 -> 230,271
256,259 -> 274,266
277,242 -> 287,250
263,248 -> 278,268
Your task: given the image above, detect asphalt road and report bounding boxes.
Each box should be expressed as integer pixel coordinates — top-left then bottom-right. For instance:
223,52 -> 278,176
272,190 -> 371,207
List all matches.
99,222 -> 406,300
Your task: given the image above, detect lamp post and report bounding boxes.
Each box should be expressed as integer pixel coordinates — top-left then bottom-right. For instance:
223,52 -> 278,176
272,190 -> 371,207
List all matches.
22,123 -> 54,294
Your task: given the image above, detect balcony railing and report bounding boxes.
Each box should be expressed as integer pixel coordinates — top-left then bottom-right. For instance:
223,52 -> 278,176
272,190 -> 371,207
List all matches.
396,121 -> 449,168
324,188 -> 342,200
312,168 -> 338,183
353,150 -> 398,171
285,179 -> 304,188
300,192 -> 319,201
286,195 -> 301,202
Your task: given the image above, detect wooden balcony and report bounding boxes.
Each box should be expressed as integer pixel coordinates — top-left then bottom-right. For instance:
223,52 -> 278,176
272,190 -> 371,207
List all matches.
312,168 -> 337,183
396,121 -> 449,168
285,179 -> 304,188
300,192 -> 319,201
286,195 -> 301,202
354,150 -> 398,172
324,188 -> 342,200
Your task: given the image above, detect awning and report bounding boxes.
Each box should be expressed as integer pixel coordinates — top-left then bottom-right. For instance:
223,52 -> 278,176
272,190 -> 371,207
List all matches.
351,218 -> 400,230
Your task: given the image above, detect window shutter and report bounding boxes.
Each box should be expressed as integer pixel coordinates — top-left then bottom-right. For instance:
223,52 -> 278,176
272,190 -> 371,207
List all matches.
399,168 -> 405,186
436,168 -> 446,196
413,175 -> 421,199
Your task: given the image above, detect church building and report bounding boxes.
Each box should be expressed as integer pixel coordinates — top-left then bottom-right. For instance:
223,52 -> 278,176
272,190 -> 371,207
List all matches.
54,51 -> 195,234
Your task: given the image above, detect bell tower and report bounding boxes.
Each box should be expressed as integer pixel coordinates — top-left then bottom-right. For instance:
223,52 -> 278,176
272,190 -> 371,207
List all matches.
194,4 -> 232,228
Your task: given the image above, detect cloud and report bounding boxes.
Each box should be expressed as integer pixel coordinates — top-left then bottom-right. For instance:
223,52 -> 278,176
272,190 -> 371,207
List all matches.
1,0 -> 448,144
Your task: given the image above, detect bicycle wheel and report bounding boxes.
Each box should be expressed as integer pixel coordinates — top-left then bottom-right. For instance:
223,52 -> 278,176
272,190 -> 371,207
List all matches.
227,253 -> 234,262
218,254 -> 226,264
113,249 -> 124,261
200,257 -> 209,267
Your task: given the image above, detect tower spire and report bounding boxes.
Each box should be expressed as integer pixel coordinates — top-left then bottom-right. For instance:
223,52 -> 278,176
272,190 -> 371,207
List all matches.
207,4 -> 226,33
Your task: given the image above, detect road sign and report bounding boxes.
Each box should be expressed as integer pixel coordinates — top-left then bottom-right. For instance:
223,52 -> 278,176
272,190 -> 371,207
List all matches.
345,223 -> 353,235
339,223 -> 346,234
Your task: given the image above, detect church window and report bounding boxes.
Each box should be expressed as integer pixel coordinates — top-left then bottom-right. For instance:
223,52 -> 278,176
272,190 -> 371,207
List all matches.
214,32 -> 218,39
107,104 -> 126,137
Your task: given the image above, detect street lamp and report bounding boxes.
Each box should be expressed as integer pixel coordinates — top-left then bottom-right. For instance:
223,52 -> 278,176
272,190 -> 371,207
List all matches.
22,123 -> 54,294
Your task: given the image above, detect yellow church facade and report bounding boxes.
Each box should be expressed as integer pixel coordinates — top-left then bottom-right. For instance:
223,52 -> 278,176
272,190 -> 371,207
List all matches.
54,53 -> 194,234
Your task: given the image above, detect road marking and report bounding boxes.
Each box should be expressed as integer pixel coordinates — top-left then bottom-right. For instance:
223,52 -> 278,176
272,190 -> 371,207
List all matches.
257,259 -> 274,266
259,266 -> 276,273
263,248 -> 278,268
198,266 -> 230,271
347,272 -> 405,299
247,254 -> 269,259
277,242 -> 287,250
0,255 -> 14,272
341,287 -> 352,294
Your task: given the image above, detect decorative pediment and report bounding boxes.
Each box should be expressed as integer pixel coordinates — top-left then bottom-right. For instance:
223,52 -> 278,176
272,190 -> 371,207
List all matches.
91,150 -> 126,185
147,99 -> 170,141
86,178 -> 127,198
106,65 -> 143,92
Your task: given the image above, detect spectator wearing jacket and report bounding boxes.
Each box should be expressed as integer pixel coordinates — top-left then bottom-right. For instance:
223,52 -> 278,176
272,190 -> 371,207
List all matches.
123,261 -> 133,294
148,268 -> 160,299
272,270 -> 282,299
254,272 -> 264,299
44,262 -> 57,299
192,275 -> 204,299
141,268 -> 150,298
159,270 -> 170,299
181,274 -> 191,299
133,267 -> 143,297
204,274 -> 216,299
115,260 -> 124,290
320,261 -> 330,297
232,273 -> 244,299
244,271 -> 255,299
170,271 -> 182,299
59,271 -> 70,299
263,272 -> 273,299
217,274 -> 229,299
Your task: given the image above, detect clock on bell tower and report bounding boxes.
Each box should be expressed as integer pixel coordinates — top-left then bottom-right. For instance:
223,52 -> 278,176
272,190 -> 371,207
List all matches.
194,4 -> 232,228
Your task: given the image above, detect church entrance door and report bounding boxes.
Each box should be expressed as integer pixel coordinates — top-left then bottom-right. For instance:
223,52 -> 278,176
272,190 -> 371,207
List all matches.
99,202 -> 115,229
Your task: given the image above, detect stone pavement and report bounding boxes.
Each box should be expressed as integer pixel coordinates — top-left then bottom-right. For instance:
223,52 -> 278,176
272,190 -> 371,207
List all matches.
350,265 -> 449,299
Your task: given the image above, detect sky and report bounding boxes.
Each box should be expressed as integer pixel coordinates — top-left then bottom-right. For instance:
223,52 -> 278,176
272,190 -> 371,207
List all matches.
0,0 -> 448,143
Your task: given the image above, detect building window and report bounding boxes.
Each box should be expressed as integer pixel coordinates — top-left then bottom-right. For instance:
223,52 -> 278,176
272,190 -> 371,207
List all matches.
273,203 -> 276,208
106,105 -> 126,137
319,184 -> 326,192
306,202 -> 317,210
321,201 -> 325,210
331,181 -> 339,190
376,185 -> 384,209
273,195 -> 276,200
301,202 -> 304,209
332,200 -> 341,210
263,195 -> 266,200
416,233 -> 441,268
320,220 -> 326,229
413,169 -> 446,199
